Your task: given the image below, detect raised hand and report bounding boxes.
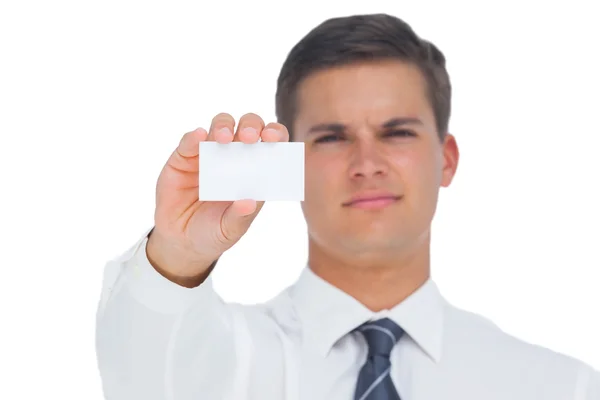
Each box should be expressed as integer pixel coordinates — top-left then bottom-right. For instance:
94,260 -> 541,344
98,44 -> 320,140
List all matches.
146,112 -> 290,287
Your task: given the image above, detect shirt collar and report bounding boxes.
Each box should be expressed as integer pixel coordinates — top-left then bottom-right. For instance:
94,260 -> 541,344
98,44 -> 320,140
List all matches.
290,266 -> 445,362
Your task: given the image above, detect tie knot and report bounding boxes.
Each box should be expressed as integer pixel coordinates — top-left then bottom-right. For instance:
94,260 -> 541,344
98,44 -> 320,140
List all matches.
356,318 -> 404,357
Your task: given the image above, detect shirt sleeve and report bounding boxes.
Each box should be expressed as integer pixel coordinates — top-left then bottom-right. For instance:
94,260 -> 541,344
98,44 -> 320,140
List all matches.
575,362 -> 600,400
95,229 -> 238,400
583,365 -> 600,400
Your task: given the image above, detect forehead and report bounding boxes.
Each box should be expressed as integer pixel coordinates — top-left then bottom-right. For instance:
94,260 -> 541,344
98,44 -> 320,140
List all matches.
293,60 -> 434,134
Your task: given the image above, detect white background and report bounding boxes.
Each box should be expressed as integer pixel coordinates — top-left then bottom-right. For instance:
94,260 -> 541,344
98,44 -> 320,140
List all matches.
1,1 -> 599,399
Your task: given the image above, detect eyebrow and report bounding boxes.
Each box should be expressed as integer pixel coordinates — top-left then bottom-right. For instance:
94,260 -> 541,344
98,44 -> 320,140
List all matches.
306,117 -> 424,136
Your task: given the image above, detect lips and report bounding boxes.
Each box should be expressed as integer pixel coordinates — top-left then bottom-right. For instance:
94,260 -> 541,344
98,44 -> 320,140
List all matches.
343,192 -> 402,208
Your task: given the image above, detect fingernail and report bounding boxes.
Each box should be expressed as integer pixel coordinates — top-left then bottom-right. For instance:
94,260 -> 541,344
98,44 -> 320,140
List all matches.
241,127 -> 257,137
262,128 -> 279,138
217,127 -> 231,136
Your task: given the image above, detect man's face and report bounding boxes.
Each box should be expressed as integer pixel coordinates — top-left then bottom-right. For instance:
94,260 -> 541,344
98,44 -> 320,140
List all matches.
293,60 -> 459,257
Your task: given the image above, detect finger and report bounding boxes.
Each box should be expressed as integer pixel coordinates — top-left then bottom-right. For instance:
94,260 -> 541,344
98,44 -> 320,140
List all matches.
233,113 -> 264,143
166,128 -> 207,172
219,199 -> 261,242
156,128 -> 207,219
230,199 -> 258,216
208,113 -> 235,143
260,122 -> 290,143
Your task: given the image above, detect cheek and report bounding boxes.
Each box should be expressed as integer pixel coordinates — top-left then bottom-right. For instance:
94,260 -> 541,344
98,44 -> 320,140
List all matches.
303,158 -> 344,207
391,149 -> 439,194
301,168 -> 333,227
306,170 -> 334,200
389,149 -> 422,179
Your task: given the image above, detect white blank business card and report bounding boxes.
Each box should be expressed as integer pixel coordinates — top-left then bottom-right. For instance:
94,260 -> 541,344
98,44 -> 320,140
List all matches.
199,142 -> 305,201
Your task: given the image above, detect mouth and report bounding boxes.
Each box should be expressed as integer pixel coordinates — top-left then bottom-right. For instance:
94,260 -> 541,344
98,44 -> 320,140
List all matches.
343,195 -> 402,209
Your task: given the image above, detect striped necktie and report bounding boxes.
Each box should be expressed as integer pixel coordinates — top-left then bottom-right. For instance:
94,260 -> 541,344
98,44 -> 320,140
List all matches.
353,318 -> 404,400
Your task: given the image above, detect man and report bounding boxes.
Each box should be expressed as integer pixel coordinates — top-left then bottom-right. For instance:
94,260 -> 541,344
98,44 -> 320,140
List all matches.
95,13 -> 599,400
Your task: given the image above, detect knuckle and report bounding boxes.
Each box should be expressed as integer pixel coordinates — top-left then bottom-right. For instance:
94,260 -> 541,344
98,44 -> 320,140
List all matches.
238,112 -> 264,128
211,112 -> 235,129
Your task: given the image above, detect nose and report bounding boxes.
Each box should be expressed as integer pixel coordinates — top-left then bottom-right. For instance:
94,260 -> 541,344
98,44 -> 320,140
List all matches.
347,139 -> 388,180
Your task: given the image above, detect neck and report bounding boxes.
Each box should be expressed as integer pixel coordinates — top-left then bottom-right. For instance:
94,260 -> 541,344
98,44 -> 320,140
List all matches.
307,232 -> 431,312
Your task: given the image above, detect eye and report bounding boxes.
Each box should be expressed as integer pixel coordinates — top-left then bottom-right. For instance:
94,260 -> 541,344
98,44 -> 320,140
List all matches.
384,129 -> 416,138
314,133 -> 344,143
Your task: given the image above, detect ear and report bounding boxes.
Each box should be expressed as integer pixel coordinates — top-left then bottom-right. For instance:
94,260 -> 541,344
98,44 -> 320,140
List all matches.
440,133 -> 459,187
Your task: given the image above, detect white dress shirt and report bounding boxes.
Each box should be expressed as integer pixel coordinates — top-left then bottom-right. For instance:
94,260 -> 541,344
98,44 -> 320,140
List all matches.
95,230 -> 600,400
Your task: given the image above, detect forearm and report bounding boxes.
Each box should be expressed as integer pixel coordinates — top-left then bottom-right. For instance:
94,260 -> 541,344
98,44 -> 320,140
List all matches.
95,234 -> 235,399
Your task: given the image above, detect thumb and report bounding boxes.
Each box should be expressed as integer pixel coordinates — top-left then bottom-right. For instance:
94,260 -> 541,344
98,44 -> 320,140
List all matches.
220,199 -> 263,243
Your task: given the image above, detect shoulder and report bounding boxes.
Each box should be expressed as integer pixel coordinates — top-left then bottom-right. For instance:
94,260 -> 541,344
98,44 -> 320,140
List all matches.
443,302 -> 596,394
444,303 -> 585,367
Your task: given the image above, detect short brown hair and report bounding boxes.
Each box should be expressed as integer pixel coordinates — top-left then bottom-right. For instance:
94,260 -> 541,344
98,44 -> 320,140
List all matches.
275,13 -> 452,142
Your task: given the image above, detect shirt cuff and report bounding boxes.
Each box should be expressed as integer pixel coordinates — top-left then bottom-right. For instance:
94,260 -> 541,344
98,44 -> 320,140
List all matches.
124,234 -> 220,315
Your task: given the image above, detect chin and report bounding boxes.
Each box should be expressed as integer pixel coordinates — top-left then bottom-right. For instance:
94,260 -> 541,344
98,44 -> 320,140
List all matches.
338,233 -> 406,252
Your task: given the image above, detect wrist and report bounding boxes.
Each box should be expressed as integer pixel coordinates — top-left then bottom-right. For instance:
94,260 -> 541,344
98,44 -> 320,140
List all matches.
146,231 -> 218,288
